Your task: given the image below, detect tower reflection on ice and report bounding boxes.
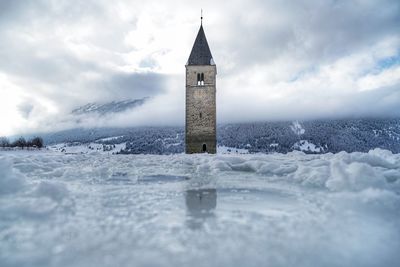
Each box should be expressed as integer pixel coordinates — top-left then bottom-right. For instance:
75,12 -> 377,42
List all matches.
185,188 -> 217,229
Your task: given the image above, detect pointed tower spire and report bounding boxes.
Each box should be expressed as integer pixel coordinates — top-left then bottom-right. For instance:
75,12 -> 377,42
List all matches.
187,14 -> 214,65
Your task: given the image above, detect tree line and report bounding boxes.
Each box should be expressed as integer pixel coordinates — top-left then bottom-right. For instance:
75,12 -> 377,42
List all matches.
0,136 -> 44,149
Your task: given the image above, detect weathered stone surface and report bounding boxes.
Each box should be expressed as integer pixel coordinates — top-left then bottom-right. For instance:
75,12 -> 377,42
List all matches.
185,64 -> 216,154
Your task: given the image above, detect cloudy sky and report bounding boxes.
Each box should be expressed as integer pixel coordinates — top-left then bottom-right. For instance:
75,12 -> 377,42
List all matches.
0,0 -> 399,136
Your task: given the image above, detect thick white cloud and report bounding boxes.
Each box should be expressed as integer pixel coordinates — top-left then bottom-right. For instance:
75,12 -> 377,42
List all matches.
0,0 -> 399,136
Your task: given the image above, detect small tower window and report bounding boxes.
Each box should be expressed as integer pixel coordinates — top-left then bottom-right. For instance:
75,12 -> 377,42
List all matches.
199,112 -> 202,119
197,72 -> 205,86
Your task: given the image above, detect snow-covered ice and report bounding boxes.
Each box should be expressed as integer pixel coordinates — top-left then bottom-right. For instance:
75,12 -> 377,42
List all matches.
1,149 -> 400,267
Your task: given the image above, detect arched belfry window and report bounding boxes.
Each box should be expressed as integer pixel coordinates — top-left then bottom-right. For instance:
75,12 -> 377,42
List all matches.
197,73 -> 205,86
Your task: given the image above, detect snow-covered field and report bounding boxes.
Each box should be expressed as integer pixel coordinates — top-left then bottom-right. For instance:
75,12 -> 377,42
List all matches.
46,143 -> 247,155
48,142 -> 126,154
1,149 -> 400,267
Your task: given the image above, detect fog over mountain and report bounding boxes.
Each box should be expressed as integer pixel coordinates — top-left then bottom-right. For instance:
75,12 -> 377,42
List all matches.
0,0 -> 399,136
71,98 -> 147,115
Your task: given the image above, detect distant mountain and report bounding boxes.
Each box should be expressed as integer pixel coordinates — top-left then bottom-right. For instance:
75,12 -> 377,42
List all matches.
71,98 -> 147,115
40,118 -> 400,155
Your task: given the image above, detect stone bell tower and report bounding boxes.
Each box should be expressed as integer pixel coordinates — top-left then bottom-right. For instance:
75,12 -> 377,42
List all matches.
185,17 -> 216,154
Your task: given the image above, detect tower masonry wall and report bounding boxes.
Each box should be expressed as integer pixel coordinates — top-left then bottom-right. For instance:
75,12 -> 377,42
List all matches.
185,65 -> 217,153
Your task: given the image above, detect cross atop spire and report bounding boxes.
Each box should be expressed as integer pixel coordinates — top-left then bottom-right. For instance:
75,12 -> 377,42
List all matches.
201,9 -> 203,25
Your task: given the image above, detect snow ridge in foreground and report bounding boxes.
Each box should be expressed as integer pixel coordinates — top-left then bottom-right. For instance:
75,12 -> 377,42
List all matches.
0,149 -> 399,267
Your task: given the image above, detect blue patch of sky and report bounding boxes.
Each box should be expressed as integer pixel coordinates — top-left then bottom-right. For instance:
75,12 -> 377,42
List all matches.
376,54 -> 400,70
359,50 -> 400,77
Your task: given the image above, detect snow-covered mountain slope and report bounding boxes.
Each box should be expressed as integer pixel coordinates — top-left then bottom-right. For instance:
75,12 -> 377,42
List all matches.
71,98 -> 147,115
219,118 -> 400,153
293,140 -> 326,153
38,118 -> 400,154
0,149 -> 399,267
290,120 -> 305,135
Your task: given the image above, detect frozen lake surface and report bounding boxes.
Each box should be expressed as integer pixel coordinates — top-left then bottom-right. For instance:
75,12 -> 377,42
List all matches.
1,150 -> 400,267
